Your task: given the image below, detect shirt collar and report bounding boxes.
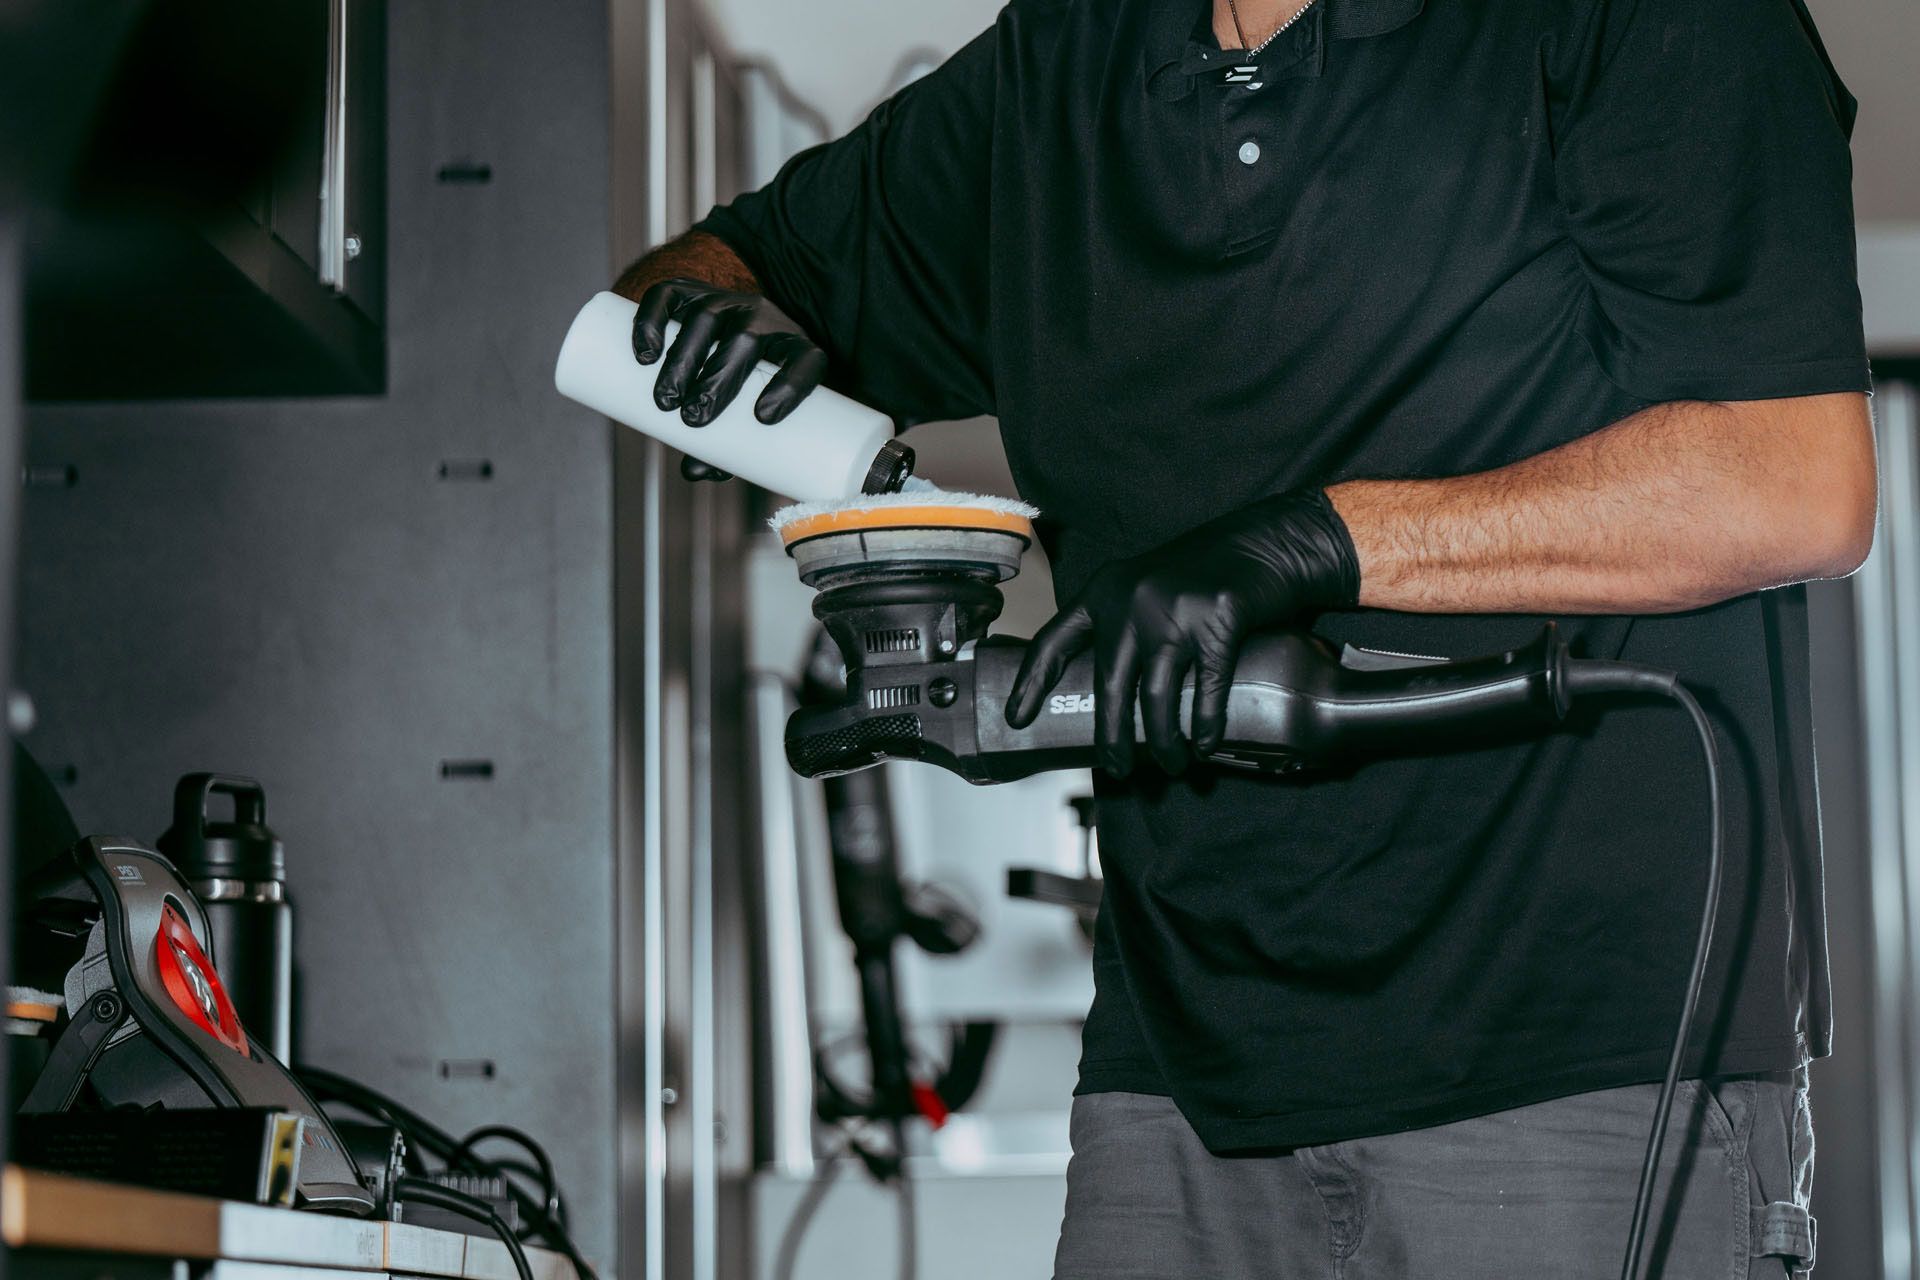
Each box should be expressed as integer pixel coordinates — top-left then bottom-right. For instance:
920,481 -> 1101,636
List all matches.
1140,0 -> 1424,83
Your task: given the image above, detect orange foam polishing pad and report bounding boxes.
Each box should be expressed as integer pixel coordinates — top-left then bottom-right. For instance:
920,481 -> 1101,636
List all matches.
776,502 -> 1036,547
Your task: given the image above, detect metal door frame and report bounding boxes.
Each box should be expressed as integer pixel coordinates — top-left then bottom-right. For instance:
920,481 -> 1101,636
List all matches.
610,7 -> 754,1277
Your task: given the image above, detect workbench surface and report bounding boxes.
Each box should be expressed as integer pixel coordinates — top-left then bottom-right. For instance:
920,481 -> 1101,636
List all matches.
1,1165 -> 573,1280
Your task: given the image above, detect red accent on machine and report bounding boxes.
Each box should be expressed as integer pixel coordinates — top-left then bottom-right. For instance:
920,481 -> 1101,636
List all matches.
910,1081 -> 950,1130
156,901 -> 249,1055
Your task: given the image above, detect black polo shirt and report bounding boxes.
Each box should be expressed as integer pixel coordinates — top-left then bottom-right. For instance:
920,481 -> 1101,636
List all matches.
696,0 -> 1869,1151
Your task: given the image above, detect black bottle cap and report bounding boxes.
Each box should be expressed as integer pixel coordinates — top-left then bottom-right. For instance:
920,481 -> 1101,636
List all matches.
861,439 -> 916,494
156,773 -> 285,883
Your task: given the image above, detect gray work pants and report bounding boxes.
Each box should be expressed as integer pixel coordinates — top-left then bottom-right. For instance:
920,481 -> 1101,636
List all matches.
1054,1073 -> 1815,1279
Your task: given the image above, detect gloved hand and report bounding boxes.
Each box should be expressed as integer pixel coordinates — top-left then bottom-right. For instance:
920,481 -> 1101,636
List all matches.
630,278 -> 830,481
1005,489 -> 1361,777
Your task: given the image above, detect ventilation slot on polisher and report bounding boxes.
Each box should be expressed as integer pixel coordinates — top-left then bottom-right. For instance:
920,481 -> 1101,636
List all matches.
788,714 -> 926,776
867,685 -> 921,710
866,628 -> 921,653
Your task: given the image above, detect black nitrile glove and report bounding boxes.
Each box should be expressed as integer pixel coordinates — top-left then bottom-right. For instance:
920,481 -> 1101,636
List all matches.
631,278 -> 830,481
1005,489 -> 1361,778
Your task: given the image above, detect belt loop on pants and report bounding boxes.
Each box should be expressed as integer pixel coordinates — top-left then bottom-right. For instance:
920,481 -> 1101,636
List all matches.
1751,1199 -> 1816,1271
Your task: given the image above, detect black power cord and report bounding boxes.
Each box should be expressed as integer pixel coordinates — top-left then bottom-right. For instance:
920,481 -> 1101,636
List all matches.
296,1066 -> 598,1280
450,1125 -> 567,1239
798,1019 -> 994,1280
396,1176 -> 534,1280
1625,683 -> 1722,1280
771,1145 -> 845,1280
770,1122 -> 915,1280
1564,664 -> 1724,1280
889,1117 -> 916,1280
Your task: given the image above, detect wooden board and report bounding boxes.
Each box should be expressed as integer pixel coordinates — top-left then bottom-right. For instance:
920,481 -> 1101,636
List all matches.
2,1167 -> 571,1280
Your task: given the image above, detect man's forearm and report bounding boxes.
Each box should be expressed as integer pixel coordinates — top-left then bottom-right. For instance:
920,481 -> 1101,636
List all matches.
1327,392 -> 1876,615
613,229 -> 758,302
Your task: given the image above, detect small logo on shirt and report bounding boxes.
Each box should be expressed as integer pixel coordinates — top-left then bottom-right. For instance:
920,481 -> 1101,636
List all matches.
1047,693 -> 1097,715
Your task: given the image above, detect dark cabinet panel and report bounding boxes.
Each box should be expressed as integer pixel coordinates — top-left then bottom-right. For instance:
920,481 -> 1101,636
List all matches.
24,0 -> 385,399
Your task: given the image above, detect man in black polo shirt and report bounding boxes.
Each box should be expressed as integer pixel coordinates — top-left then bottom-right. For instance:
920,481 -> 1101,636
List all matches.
615,0 -> 1872,1273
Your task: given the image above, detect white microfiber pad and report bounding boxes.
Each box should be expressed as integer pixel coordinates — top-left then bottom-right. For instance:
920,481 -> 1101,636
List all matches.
767,481 -> 1040,535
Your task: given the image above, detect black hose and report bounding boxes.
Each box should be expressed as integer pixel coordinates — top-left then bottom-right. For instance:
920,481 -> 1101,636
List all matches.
932,1022 -> 998,1113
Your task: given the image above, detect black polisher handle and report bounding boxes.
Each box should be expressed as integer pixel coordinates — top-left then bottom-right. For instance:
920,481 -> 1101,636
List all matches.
967,624 -> 1573,780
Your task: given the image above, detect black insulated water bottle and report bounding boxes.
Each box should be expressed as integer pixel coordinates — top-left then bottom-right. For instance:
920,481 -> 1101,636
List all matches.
157,774 -> 294,1063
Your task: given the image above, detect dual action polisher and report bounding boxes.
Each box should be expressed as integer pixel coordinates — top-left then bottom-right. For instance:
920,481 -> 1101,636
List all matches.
773,489 -> 1673,783
773,488 -> 1724,1280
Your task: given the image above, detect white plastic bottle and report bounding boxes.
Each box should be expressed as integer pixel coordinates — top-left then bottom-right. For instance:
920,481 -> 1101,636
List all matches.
554,291 -> 911,501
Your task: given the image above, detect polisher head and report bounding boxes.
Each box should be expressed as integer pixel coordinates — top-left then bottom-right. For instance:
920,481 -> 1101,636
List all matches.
771,488 -> 1039,589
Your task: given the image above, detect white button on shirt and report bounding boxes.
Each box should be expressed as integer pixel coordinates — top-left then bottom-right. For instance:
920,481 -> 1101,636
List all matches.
1238,139 -> 1261,165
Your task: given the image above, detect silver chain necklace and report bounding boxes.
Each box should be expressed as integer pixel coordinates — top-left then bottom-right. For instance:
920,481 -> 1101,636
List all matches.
1224,0 -> 1317,55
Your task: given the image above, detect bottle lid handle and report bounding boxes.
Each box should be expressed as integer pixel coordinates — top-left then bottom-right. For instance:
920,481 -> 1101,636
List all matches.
173,772 -> 267,833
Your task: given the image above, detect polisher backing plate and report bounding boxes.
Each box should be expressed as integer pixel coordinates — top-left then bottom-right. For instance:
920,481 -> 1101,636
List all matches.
770,488 -> 1039,587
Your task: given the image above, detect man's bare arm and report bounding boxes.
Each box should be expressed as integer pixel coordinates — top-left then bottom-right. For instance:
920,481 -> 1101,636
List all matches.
612,229 -> 758,302
1329,392 -> 1877,615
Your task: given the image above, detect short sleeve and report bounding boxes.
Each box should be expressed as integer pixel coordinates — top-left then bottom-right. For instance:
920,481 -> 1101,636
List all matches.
1547,0 -> 1870,403
693,24 -> 998,425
